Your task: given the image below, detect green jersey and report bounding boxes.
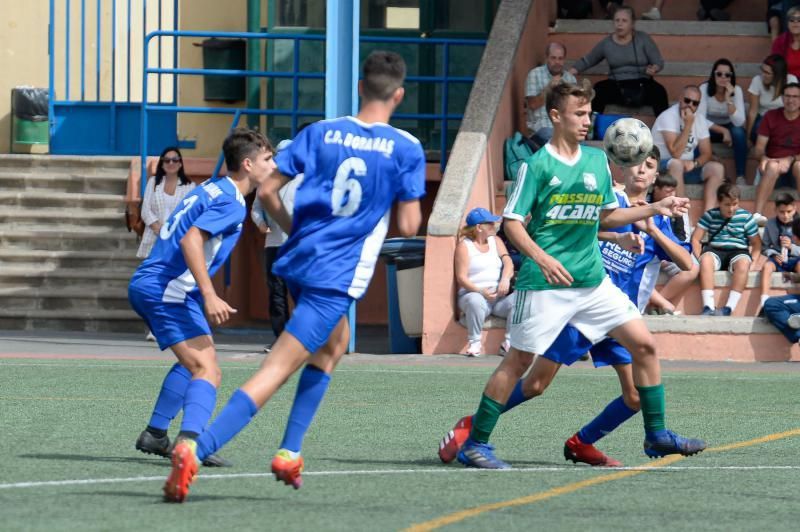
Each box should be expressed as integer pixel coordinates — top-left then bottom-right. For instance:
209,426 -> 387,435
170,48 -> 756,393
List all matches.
504,144 -> 618,290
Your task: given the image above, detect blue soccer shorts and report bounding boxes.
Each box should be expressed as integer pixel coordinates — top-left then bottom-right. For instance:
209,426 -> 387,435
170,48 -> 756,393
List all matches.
284,282 -> 354,353
542,324 -> 632,367
128,280 -> 211,351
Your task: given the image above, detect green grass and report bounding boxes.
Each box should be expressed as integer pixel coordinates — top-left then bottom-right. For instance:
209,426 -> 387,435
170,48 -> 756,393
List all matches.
1,358 -> 798,531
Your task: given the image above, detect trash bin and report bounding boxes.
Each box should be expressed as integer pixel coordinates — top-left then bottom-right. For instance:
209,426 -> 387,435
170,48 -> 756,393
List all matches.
198,38 -> 246,102
379,238 -> 425,354
11,87 -> 49,150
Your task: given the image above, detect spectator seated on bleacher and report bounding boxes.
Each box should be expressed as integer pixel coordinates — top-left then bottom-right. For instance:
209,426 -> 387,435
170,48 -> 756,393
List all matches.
762,268 -> 800,344
568,5 -> 668,116
753,82 -> 800,226
525,42 -> 577,148
746,55 -> 796,146
697,0 -> 734,21
698,58 -> 748,186
768,1 -> 800,42
758,194 -> 800,314
691,183 -> 762,316
455,208 -> 516,357
771,6 -> 800,78
646,173 -> 700,315
652,85 -> 725,214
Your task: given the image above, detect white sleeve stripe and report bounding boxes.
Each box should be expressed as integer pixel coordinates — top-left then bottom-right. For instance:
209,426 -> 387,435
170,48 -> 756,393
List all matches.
503,212 -> 525,222
503,162 -> 529,217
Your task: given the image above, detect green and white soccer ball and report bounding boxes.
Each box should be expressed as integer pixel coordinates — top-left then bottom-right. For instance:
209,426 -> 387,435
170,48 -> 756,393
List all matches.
602,117 -> 653,167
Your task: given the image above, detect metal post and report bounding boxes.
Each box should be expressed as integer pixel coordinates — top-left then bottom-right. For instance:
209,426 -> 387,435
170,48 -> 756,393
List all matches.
326,0 -> 359,353
246,0 -> 261,129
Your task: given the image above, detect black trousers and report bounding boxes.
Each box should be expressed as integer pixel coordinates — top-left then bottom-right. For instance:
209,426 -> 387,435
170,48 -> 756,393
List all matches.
591,77 -> 669,117
700,0 -> 733,10
265,246 -> 289,337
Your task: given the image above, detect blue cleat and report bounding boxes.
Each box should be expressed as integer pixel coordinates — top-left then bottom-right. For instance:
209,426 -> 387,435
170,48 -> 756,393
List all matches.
644,430 -> 707,458
457,438 -> 511,469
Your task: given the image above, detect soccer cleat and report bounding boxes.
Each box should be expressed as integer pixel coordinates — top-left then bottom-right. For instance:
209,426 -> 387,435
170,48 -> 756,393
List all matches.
563,433 -> 622,467
163,439 -> 199,503
457,438 -> 510,469
271,449 -> 305,489
202,453 -> 233,468
135,429 -> 170,457
644,430 -> 707,458
438,415 -> 473,463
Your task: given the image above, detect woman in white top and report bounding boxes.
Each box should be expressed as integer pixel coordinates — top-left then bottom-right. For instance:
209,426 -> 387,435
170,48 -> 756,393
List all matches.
746,54 -> 797,143
136,147 -> 195,259
698,58 -> 748,184
455,207 -> 515,357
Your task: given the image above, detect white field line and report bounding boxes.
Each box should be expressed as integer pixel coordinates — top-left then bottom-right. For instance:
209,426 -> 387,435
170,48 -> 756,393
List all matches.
1,465 -> 799,491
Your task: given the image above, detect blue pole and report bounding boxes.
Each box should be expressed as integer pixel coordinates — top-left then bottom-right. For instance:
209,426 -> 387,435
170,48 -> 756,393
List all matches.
326,0 -> 359,353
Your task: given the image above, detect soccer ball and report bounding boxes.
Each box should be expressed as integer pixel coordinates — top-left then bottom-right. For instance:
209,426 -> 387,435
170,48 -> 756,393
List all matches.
602,117 -> 654,167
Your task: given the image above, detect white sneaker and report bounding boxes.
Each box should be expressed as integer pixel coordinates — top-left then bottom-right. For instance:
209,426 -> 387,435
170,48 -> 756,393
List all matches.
466,341 -> 482,357
145,331 -> 156,342
753,213 -> 768,227
641,7 -> 661,20
788,314 -> 800,329
499,339 -> 511,356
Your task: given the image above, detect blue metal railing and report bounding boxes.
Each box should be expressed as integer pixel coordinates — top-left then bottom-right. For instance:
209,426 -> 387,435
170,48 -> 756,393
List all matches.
140,30 -> 486,191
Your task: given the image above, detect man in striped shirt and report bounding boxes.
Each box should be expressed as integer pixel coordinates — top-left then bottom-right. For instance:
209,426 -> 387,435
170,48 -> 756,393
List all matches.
691,183 -> 762,315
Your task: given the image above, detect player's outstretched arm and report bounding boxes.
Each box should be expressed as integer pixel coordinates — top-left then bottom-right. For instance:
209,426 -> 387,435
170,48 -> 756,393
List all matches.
600,196 -> 690,229
396,199 -> 422,237
180,227 -> 237,326
504,218 -> 573,286
642,220 -> 693,271
257,167 -> 292,234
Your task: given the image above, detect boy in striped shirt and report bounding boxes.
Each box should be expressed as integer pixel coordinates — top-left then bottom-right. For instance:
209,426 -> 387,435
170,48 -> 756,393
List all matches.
691,183 -> 761,315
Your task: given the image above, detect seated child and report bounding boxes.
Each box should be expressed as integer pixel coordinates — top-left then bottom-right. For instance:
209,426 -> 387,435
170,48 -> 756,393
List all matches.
691,183 -> 762,316
759,192 -> 800,314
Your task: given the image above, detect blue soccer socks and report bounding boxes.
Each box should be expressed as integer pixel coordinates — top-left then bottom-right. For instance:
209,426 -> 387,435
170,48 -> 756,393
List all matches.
147,363 -> 192,431
637,383 -> 667,434
577,395 -> 638,445
280,365 -> 331,453
179,378 -> 217,437
195,389 -> 258,461
502,380 -> 529,413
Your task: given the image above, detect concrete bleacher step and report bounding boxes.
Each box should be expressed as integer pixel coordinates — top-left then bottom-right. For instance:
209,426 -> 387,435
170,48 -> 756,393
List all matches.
0,287 -> 131,311
0,171 -> 129,195
0,229 -> 139,252
0,266 -> 133,290
0,249 -> 140,270
0,207 -> 124,228
590,0 -> 767,21
0,191 -> 126,210
0,309 -> 143,334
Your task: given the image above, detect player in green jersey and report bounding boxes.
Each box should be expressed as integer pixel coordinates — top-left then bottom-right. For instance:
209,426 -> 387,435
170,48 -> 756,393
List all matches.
457,81 -> 706,469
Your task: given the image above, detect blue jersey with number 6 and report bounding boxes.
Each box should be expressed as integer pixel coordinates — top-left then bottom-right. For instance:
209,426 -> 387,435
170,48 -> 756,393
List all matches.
130,176 -> 246,303
273,116 -> 426,299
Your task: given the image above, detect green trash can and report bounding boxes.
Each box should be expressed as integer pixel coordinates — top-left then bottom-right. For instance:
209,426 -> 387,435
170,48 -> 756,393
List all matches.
200,38 -> 246,102
11,87 -> 49,148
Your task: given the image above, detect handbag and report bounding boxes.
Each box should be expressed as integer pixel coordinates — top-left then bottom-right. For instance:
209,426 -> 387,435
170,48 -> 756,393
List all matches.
615,33 -> 646,107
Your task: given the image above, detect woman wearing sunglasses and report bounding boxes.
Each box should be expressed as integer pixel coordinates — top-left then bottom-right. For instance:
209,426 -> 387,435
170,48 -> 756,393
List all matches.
771,6 -> 800,78
697,58 -> 748,185
746,55 -> 797,145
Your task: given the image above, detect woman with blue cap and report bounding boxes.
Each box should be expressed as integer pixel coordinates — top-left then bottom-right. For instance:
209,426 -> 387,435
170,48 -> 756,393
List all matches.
455,207 -> 516,356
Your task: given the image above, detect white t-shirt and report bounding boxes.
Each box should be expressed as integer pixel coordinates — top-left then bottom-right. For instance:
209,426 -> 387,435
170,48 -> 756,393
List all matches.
249,175 -> 303,248
748,74 -> 799,115
652,103 -> 711,161
698,82 -> 745,127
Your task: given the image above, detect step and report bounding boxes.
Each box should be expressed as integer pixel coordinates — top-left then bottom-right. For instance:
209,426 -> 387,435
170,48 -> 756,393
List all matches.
0,207 -> 125,228
0,229 -> 139,252
0,249 -> 139,269
0,287 -> 132,311
578,0 -> 768,22
0,266 -> 134,289
0,191 -> 125,210
0,309 -> 144,334
552,21 -> 771,64
0,170 -> 128,195
0,154 -> 131,171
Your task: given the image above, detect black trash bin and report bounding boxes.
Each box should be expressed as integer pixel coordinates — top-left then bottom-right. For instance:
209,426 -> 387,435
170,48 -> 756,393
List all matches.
199,38 -> 246,102
11,87 -> 49,149
379,238 -> 426,354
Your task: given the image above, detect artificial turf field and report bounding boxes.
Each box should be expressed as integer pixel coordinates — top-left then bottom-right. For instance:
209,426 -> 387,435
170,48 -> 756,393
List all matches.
1,333 -> 799,531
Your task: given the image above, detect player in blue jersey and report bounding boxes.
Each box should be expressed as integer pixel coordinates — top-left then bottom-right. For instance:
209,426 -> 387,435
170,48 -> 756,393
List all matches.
163,50 -> 426,502
438,146 -> 698,467
129,129 -> 274,467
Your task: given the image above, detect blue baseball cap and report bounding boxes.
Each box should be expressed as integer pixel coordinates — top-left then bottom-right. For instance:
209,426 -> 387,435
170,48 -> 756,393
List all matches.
465,207 -> 502,227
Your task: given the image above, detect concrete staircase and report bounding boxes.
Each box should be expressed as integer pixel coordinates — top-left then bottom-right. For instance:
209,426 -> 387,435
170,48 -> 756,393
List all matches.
0,155 -> 143,332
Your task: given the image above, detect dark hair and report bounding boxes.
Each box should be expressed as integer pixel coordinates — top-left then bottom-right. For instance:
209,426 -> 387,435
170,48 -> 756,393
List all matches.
716,182 -> 740,201
775,191 -> 796,207
654,173 -> 677,188
613,4 -> 635,21
783,81 -> 800,95
222,128 -> 272,172
707,58 -> 737,96
763,54 -> 789,98
545,79 -> 594,114
155,146 -> 189,187
361,51 -> 406,102
647,145 -> 661,162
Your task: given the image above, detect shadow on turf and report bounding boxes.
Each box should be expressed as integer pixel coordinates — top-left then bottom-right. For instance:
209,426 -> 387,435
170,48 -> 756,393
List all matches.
82,491 -> 270,502
19,453 -> 170,467
318,456 -> 557,468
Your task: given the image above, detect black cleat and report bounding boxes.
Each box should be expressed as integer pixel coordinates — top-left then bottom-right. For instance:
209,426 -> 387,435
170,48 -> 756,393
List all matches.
135,429 -> 170,457
202,453 -> 233,467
